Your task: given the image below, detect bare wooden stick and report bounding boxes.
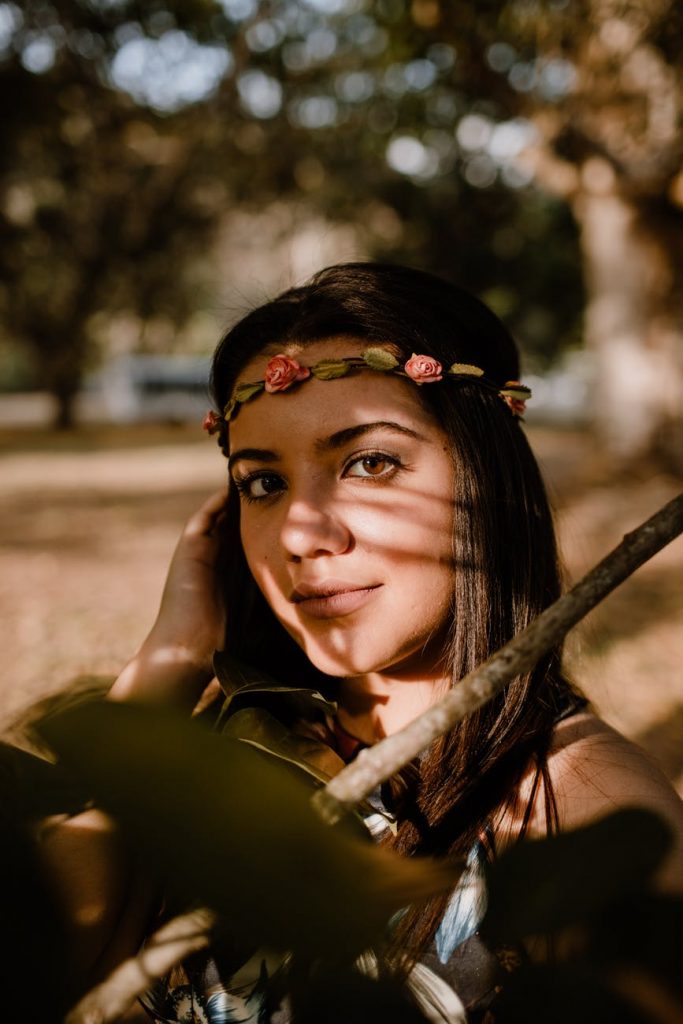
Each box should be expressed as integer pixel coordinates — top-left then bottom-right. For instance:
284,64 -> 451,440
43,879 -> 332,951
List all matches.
312,492 -> 683,825
65,908 -> 215,1024
65,492 -> 683,1021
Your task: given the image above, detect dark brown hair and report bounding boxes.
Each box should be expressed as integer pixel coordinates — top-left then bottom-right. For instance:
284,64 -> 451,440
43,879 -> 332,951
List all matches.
210,261 -> 580,960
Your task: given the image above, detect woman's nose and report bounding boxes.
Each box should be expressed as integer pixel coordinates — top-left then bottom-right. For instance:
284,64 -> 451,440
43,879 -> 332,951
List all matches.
279,498 -> 352,561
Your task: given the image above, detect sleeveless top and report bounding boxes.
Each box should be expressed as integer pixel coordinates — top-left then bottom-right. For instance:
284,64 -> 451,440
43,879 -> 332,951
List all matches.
139,656 -> 587,1024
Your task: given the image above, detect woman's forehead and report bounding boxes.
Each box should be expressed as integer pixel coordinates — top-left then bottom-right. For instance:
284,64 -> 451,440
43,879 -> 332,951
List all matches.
228,359 -> 442,452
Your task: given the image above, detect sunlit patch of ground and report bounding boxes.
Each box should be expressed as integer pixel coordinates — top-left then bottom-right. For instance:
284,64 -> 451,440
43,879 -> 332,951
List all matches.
1,424 -> 681,792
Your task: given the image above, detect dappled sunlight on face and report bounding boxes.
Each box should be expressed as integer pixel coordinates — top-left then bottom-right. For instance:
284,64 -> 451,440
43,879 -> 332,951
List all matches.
228,340 -> 458,683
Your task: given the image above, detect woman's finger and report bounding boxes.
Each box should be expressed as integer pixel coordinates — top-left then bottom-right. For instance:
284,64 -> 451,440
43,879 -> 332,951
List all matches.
183,487 -> 229,539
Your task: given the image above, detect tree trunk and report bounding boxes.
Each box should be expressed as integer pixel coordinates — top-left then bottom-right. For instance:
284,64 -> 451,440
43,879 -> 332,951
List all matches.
53,384 -> 77,431
37,328 -> 86,432
47,356 -> 82,431
571,182 -> 683,471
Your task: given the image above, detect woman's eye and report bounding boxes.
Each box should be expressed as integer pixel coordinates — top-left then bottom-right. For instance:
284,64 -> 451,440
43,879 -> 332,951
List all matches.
235,473 -> 284,500
345,454 -> 399,479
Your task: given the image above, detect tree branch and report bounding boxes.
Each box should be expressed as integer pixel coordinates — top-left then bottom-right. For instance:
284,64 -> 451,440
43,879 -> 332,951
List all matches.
65,492 -> 683,1021
311,492 -> 683,825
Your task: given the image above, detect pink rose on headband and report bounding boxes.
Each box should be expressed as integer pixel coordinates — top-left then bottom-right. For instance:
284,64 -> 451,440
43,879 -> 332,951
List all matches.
500,380 -> 529,417
501,395 -> 527,417
264,354 -> 311,393
404,353 -> 443,383
202,409 -> 221,435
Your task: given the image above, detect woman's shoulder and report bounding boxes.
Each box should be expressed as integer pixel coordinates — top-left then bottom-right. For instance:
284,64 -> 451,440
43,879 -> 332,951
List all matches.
548,711 -> 682,825
504,711 -> 683,891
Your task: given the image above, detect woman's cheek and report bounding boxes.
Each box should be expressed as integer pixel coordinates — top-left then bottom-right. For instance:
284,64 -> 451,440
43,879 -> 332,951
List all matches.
243,544 -> 274,600
353,515 -> 429,564
347,503 -> 404,549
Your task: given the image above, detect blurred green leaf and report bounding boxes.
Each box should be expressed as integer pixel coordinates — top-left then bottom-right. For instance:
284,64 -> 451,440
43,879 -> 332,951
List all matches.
0,741 -> 90,819
588,892 -> 683,995
0,810 -> 72,1021
493,963 -> 650,1024
482,808 -> 672,944
292,961 -> 430,1024
37,699 -> 455,958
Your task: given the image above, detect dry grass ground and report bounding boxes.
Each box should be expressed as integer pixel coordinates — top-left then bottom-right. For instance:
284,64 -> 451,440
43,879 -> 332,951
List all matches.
1,423 -> 681,792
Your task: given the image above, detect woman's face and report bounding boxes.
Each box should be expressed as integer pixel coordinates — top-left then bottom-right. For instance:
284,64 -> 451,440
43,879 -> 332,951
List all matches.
228,339 -> 456,682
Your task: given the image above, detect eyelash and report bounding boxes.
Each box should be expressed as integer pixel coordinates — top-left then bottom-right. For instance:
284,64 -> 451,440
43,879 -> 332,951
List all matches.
232,450 -> 404,504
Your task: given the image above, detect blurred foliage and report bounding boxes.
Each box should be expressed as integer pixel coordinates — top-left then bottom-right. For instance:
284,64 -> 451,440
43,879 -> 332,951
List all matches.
2,0 -> 682,431
0,0 -> 581,425
0,809 -> 72,1022
481,809 -> 683,1022
483,808 -> 672,940
0,696 -> 676,1020
37,697 -> 454,957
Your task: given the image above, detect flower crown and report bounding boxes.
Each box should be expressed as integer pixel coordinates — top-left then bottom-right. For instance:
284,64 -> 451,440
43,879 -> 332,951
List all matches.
203,348 -> 531,435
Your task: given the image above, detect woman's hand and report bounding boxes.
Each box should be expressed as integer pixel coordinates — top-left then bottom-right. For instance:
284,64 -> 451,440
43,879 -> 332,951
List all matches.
109,489 -> 229,708
150,487 -> 229,665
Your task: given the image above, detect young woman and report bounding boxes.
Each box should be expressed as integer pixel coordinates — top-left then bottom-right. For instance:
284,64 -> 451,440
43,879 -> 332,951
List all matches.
50,263 -> 683,1022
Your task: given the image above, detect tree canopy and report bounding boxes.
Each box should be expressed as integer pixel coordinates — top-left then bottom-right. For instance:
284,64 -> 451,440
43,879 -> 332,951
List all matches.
2,0 -> 681,460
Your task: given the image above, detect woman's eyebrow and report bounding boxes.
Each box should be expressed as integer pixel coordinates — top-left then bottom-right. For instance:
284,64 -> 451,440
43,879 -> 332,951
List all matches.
229,422 -> 425,470
228,447 -> 280,470
316,421 -> 425,452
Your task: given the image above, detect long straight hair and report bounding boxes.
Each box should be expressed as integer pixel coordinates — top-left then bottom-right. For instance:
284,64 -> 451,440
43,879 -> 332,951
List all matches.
210,262 -> 578,959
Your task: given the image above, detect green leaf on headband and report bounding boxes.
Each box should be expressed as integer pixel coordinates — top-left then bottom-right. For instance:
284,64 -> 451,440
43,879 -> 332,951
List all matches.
234,380 -> 265,403
448,363 -> 485,377
224,397 -> 237,420
362,348 -> 399,371
500,385 -> 531,400
311,359 -> 352,380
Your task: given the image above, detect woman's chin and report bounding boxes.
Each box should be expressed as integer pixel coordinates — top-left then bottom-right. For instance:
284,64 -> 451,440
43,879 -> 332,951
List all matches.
300,641 -> 386,680
300,636 -> 431,681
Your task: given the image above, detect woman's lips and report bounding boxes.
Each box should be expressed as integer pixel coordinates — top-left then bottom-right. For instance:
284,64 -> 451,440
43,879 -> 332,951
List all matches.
291,584 -> 382,620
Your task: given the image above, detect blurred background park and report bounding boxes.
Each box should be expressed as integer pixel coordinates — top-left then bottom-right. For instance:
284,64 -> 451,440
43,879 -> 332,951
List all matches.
0,0 -> 681,790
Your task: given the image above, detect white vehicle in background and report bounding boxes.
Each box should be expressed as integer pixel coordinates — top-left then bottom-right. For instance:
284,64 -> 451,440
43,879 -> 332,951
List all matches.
84,354 -> 213,425
523,350 -> 594,427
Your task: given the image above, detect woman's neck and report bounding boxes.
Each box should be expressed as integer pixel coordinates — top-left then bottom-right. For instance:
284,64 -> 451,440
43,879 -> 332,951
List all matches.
336,672 -> 449,744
